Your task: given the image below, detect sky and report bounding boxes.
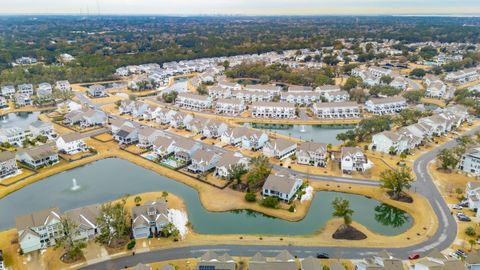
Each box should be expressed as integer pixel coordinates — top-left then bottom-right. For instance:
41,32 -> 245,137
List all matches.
1,0 -> 480,16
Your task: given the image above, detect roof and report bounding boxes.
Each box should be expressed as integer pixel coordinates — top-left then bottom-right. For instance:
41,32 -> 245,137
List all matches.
216,98 -> 243,105
297,142 -> 327,153
177,92 -> 210,101
132,263 -> 151,270
60,132 -> 84,143
367,96 -> 406,105
0,151 -> 15,162
64,204 -> 100,230
159,264 -> 175,270
216,152 -> 246,168
263,174 -> 301,194
266,138 -> 297,152
29,120 -> 52,129
329,262 -> 346,270
301,256 -> 322,270
251,101 -> 295,108
16,207 -> 61,230
341,147 -> 364,158
314,101 -> 359,109
191,149 -> 218,164
19,145 -> 57,160
131,200 -> 168,228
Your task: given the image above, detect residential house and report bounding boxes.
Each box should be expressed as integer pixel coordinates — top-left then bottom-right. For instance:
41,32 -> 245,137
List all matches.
152,136 -> 176,157
208,85 -> 232,99
172,137 -> 201,161
288,85 -> 314,92
196,251 -> 236,270
187,149 -> 221,173
64,204 -> 100,241
169,112 -> 193,129
218,78 -> 241,91
426,81 -> 447,98
16,208 -> 62,253
214,152 -> 249,178
390,76 -> 408,90
445,68 -> 478,84
134,263 -> 153,270
131,200 -> 169,239
263,138 -> 297,160
113,125 -> 139,145
17,83 -> 34,96
138,127 -> 164,148
15,93 -> 32,107
371,131 -> 409,154
324,90 -> 350,102
175,93 -> 212,111
459,146 -> 480,176
1,85 -> 15,98
0,97 -> 7,108
0,127 -> 29,146
156,109 -> 177,125
312,102 -> 361,118
221,126 -> 269,150
142,106 -> 161,121
244,84 -> 281,94
119,100 -> 149,118
316,85 -> 342,96
29,120 -> 55,138
56,101 -> 81,113
202,119 -> 229,138
185,116 -> 208,135
405,122 -> 433,141
56,133 -> 87,154
55,80 -> 71,92
355,250 -> 404,270
232,90 -> 274,103
0,151 -> 18,179
215,98 -> 245,115
280,91 -> 320,105
109,119 -> 135,135
16,145 -> 59,169
301,256 -> 322,270
339,147 -> 370,173
465,250 -> 480,270
296,142 -> 328,167
251,102 -> 296,119
64,108 -> 107,128
414,250 -> 466,270
262,172 -> 303,202
465,182 -> 480,217
88,84 -> 107,98
364,96 -> 407,114
37,83 -> 52,97
368,66 -> 392,78
249,250 -> 296,270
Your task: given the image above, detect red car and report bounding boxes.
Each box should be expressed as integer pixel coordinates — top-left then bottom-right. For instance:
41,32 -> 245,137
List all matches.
408,253 -> 420,260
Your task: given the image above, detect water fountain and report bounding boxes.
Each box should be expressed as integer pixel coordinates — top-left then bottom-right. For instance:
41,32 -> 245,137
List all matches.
300,125 -> 306,133
71,178 -> 80,191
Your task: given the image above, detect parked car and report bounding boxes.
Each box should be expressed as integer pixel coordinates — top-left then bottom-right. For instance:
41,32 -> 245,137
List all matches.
452,204 -> 463,210
408,253 -> 420,260
316,252 -> 329,259
456,213 -> 472,222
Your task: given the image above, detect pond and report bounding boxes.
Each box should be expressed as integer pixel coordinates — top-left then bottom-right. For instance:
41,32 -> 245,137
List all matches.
0,158 -> 411,235
0,112 -> 40,129
245,123 -> 356,145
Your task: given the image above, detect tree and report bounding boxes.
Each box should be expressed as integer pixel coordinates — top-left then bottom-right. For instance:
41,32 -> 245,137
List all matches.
197,84 -> 208,95
161,223 -> 180,238
374,204 -> 409,228
410,68 -> 426,78
55,217 -> 87,262
331,197 -> 354,228
437,149 -> 459,171
162,91 -> 178,103
261,197 -> 280,208
245,192 -> 256,202
342,77 -> 358,91
403,90 -> 424,104
245,155 -> 272,190
469,239 -> 477,251
227,163 -> 248,184
465,226 -> 476,236
162,191 -> 169,198
96,200 -> 130,247
380,167 -> 414,200
134,196 -> 142,206
380,75 -> 393,85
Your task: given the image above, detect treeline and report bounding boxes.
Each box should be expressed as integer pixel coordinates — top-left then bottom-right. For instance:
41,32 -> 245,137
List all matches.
225,62 -> 334,87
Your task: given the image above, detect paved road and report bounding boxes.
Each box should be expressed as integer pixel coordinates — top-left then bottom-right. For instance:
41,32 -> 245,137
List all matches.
82,126 -> 480,270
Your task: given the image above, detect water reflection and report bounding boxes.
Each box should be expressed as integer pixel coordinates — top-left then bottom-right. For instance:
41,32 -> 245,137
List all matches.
374,203 -> 409,228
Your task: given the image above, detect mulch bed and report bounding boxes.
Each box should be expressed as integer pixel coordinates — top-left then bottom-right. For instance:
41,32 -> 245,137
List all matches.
332,225 -> 367,240
60,253 -> 84,264
387,191 -> 413,203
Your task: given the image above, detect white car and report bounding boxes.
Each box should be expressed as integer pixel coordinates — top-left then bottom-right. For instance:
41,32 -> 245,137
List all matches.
452,205 -> 463,210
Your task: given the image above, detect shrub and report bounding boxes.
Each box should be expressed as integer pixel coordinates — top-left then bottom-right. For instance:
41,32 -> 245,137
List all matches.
288,205 -> 295,212
465,226 -> 476,237
261,197 -> 280,208
245,192 -> 256,202
127,240 -> 136,250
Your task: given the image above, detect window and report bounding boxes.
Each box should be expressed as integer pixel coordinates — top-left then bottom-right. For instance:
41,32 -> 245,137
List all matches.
199,266 -> 215,270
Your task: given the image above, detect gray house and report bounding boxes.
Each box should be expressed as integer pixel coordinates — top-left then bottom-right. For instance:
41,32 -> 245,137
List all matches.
131,200 -> 169,239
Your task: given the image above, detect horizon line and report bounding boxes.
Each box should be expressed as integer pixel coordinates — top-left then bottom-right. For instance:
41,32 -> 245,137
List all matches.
0,13 -> 480,17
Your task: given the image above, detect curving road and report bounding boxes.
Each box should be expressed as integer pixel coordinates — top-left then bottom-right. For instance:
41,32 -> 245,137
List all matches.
81,125 -> 480,269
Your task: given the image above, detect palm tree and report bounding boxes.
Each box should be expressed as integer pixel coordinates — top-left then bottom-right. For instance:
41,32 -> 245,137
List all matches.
469,239 -> 477,251
331,197 -> 354,229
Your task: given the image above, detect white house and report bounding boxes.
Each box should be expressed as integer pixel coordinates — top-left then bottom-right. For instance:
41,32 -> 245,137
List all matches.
244,84 -> 281,93
17,84 -> 34,96
172,137 -> 201,161
445,68 -> 478,84
465,182 -> 480,216
15,93 -> 32,107
131,200 -> 169,239
280,92 -> 319,105
355,250 -> 404,270
459,146 -> 480,176
29,120 -> 55,138
37,83 -> 53,97
426,81 -> 447,98
1,85 -> 15,98
312,102 -> 361,118
251,102 -> 296,119
364,96 -> 407,114
414,250 -> 465,270
64,204 -> 100,241
137,127 -> 164,148
202,119 -> 229,139
296,142 -> 328,167
263,138 -> 297,160
262,172 -> 303,202
221,126 -> 269,150
56,133 -> 87,155
214,152 -> 249,178
0,127 -> 29,146
16,208 -> 62,253
371,131 -> 409,154
16,145 -> 59,169
324,90 -> 350,103
175,93 -> 212,111
88,84 -> 107,98
152,136 -> 176,157
0,151 -> 18,179
55,80 -> 71,92
339,147 -> 370,173
187,149 -> 221,173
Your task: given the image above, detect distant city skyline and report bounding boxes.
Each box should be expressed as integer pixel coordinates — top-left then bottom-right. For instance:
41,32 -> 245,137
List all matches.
1,0 -> 480,16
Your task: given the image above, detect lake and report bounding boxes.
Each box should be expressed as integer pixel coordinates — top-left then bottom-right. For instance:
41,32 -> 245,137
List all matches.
0,158 -> 411,235
0,112 -> 40,129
